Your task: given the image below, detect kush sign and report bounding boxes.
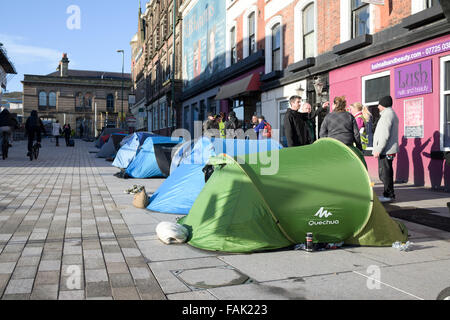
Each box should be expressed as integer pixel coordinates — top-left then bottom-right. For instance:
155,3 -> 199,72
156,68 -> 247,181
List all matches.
395,59 -> 433,99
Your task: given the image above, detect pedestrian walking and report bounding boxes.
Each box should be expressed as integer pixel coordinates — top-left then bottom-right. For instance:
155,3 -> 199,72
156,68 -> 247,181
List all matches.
283,96 -> 312,147
63,124 -> 72,146
350,102 -> 372,150
25,110 -> 45,157
319,96 -> 362,150
52,120 -> 62,147
254,115 -> 272,139
373,95 -> 399,203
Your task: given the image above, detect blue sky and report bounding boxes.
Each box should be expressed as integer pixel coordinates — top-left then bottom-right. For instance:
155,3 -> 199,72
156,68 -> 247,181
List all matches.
0,0 -> 141,92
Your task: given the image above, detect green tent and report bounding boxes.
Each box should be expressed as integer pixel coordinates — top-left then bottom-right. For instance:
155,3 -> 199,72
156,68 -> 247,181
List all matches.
179,138 -> 408,253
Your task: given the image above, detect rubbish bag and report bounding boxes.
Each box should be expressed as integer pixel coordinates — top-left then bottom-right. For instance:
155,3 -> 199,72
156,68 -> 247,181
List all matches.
156,221 -> 190,245
132,188 -> 149,209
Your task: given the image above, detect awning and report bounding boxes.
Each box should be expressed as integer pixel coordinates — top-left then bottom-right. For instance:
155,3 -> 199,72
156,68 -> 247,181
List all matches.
215,73 -> 260,100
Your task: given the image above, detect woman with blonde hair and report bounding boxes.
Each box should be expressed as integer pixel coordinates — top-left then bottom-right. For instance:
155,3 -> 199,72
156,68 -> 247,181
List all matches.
350,102 -> 372,150
319,96 -> 362,150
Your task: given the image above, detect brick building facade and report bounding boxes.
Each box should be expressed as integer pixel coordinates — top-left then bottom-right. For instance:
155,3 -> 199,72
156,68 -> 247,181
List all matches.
22,54 -> 131,138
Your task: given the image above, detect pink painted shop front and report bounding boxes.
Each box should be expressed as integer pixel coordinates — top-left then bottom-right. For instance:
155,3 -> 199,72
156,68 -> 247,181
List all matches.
329,34 -> 450,188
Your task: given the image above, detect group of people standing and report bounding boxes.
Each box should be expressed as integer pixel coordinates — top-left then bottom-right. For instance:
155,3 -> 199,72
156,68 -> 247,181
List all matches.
51,121 -> 73,147
203,111 -> 242,139
284,94 -> 398,203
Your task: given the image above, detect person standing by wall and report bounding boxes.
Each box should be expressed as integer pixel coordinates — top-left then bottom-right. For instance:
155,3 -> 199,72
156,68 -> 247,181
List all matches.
373,95 -> 399,203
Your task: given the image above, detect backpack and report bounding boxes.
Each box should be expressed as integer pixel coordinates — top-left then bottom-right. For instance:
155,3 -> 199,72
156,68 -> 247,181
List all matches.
263,121 -> 272,138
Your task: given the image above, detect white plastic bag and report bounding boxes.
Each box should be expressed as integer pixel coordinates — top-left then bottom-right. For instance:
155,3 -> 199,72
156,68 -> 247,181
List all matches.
156,221 -> 189,245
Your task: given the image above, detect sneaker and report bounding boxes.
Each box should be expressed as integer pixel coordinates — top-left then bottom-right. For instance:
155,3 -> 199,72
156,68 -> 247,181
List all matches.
379,196 -> 394,203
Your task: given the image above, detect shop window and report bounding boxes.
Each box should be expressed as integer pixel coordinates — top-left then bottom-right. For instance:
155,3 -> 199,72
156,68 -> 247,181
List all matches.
200,100 -> 206,121
148,110 -> 153,131
279,100 -> 290,147
207,97 -> 217,115
272,23 -> 281,71
154,105 -> 159,131
160,102 -> 166,129
441,56 -> 450,149
303,3 -> 315,59
352,0 -> 370,38
233,98 -> 245,121
362,71 -> 391,149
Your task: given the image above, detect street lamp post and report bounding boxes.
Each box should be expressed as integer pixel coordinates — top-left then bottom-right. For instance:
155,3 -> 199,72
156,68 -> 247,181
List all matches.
117,49 -> 125,129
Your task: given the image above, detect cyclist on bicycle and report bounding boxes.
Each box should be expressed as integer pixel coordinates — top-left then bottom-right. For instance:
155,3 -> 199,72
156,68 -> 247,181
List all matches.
0,109 -> 18,148
25,110 -> 45,157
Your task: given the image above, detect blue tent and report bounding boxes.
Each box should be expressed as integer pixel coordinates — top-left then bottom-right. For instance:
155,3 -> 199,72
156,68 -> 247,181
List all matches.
147,137 -> 283,215
125,136 -> 183,178
112,132 -> 155,169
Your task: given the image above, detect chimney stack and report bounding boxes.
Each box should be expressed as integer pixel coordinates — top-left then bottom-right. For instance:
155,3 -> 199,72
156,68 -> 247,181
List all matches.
59,53 -> 69,77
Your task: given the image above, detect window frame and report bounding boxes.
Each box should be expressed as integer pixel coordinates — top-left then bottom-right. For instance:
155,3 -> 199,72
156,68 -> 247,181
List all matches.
48,92 -> 56,108
362,70 -> 391,150
351,0 -> 370,39
440,55 -> 450,151
39,91 -> 47,107
248,12 -> 256,56
302,3 -> 315,59
230,26 -> 237,65
272,23 -> 281,72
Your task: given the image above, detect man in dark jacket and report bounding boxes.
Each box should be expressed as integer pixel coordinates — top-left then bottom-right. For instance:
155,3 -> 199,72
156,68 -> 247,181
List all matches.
284,96 -> 316,147
203,112 -> 219,137
25,110 -> 46,156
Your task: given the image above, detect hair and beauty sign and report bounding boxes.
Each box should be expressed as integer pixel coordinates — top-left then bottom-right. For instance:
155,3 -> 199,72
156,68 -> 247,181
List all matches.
404,97 -> 424,139
371,38 -> 450,71
182,0 -> 226,89
395,59 -> 433,99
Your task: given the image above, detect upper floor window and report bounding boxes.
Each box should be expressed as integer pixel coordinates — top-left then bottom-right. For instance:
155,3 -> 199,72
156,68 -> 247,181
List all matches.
84,93 -> 93,108
272,23 -> 281,71
230,27 -> 237,65
39,92 -> 47,107
107,94 -> 115,112
248,12 -> 256,55
303,3 -> 315,59
49,92 -> 56,107
352,0 -> 370,38
425,0 -> 434,8
75,92 -> 83,108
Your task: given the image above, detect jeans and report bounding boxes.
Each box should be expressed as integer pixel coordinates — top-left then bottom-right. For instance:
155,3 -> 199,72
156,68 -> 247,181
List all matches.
28,130 -> 41,153
378,154 -> 395,198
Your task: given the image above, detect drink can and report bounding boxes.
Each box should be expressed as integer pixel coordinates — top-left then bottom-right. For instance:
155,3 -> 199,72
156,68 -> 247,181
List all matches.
306,232 -> 314,252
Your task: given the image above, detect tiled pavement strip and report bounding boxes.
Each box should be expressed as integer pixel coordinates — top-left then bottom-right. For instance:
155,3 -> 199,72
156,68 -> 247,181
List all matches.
1,138 -> 450,300
0,139 -> 165,300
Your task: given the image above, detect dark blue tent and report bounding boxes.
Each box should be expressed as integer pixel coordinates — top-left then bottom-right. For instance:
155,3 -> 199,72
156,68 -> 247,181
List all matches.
147,137 -> 283,215
112,132 -> 155,169
125,136 -> 183,178
96,133 -> 128,158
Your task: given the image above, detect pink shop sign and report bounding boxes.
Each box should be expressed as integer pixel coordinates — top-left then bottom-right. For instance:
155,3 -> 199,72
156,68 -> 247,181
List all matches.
395,59 -> 432,99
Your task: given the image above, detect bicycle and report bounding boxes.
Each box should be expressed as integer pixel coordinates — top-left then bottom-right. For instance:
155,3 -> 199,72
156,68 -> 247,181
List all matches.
30,141 -> 40,161
1,131 -> 10,160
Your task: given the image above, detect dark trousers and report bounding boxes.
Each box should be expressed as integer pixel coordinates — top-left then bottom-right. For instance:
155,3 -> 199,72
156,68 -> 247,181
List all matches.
378,155 -> 395,198
65,135 -> 70,146
28,130 -> 41,152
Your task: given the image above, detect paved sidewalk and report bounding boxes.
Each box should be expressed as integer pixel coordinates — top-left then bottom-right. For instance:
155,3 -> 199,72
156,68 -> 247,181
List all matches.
94,141 -> 450,301
0,139 -> 165,300
1,139 -> 450,300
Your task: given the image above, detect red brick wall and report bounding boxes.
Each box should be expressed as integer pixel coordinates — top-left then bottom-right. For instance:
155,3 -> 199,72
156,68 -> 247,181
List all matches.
317,0 -> 341,55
